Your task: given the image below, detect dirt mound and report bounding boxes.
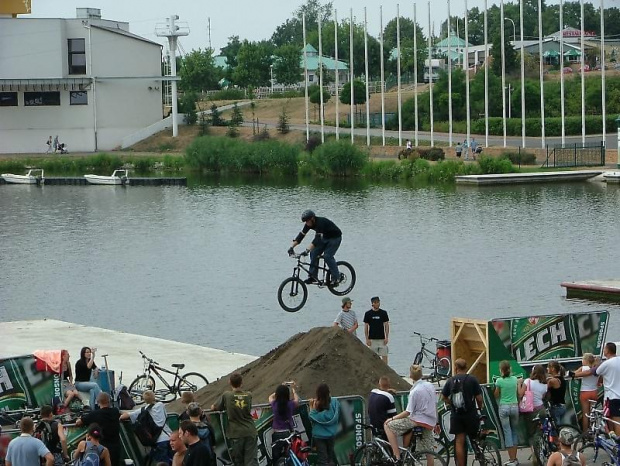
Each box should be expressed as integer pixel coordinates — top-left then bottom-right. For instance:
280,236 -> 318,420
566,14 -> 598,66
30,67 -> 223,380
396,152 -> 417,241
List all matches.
171,326 -> 411,412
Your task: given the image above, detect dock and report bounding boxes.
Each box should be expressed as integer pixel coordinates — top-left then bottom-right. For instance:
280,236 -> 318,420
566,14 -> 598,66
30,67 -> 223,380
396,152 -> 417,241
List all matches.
0,177 -> 187,186
1,319 -> 256,386
603,172 -> 620,184
455,170 -> 602,185
561,280 -> 620,303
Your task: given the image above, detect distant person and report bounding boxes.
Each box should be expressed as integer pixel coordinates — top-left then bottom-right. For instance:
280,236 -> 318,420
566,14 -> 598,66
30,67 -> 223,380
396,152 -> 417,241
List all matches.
333,297 -> 358,335
74,346 -> 102,409
211,373 -> 258,466
406,139 -> 412,150
288,210 -> 343,286
36,405 -> 70,465
269,382 -> 299,463
45,136 -> 53,154
120,390 -> 172,464
470,138 -> 479,158
53,135 -> 59,153
77,392 -> 121,466
368,376 -> 397,438
455,142 -> 462,158
363,297 -> 390,364
462,140 -> 469,160
179,420 -> 213,466
309,383 -> 340,466
169,431 -> 187,466
442,359 -> 484,466
5,417 -> 54,466
546,428 -> 585,466
73,424 -> 112,466
384,365 -> 437,464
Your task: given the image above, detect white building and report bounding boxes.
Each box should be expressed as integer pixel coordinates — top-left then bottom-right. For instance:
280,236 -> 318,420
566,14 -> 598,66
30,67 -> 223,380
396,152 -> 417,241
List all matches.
0,8 -> 164,153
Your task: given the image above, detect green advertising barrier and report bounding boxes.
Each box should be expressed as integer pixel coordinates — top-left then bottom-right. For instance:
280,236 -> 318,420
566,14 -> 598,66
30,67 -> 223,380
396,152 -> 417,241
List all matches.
0,355 -> 58,410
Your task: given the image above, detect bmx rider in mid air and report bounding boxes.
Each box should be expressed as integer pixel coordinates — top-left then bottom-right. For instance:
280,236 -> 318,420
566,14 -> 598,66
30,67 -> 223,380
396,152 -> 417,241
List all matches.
288,210 -> 343,286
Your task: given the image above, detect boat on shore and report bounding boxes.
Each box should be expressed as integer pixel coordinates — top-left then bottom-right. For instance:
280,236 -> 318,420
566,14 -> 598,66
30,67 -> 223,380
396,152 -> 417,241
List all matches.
1,169 -> 45,185
84,169 -> 129,185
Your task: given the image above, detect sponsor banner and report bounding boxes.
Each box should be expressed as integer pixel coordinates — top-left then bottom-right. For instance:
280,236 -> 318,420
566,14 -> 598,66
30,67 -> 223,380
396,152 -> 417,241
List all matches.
0,355 -> 56,410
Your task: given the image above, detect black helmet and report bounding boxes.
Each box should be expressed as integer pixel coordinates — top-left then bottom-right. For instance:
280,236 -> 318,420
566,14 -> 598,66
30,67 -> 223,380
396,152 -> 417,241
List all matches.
301,210 -> 315,222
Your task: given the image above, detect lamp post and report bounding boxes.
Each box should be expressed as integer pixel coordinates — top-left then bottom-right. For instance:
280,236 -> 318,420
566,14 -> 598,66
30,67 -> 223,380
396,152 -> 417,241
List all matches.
616,115 -> 620,168
270,64 -> 274,94
505,17 -> 516,42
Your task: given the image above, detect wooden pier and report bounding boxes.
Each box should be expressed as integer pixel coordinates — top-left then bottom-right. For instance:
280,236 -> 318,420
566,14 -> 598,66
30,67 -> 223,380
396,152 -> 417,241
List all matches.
0,177 -> 187,186
561,279 -> 620,303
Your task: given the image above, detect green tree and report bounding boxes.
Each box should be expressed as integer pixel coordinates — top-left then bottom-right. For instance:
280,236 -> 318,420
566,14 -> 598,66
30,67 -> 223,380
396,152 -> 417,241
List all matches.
309,84 -> 331,120
178,92 -> 198,125
220,35 -> 242,80
232,40 -> 273,87
490,31 -> 518,76
179,49 -> 220,93
271,0 -> 333,48
273,44 -> 303,85
339,79 -> 367,106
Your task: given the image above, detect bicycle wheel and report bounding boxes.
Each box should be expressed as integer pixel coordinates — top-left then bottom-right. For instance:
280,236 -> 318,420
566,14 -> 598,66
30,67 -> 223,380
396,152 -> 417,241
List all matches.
471,440 -> 501,466
128,375 -> 155,405
433,436 -> 451,465
154,387 -> 177,403
178,372 -> 209,393
351,444 -> 383,466
405,450 -> 446,466
413,352 -> 423,366
577,437 -> 608,465
435,357 -> 451,378
531,436 -> 548,466
277,277 -> 308,312
327,261 -> 356,296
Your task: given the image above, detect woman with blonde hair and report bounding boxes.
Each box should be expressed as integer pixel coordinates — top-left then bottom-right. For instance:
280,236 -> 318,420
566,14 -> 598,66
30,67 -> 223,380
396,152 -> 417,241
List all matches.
60,350 -> 82,411
573,353 -> 601,432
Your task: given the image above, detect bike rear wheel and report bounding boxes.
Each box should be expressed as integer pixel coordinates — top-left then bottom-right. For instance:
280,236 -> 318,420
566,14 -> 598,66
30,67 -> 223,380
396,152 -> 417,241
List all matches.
413,352 -> 423,366
435,357 -> 452,378
177,372 -> 209,393
327,261 -> 356,296
577,436 -> 608,465
128,375 -> 155,405
471,440 -> 501,466
277,277 -> 308,312
531,436 -> 548,466
405,450 -> 446,466
351,444 -> 383,466
433,436 -> 451,465
155,387 -> 177,403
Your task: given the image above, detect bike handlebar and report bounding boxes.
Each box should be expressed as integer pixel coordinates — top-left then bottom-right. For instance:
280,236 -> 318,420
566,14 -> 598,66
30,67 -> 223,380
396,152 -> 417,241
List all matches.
139,350 -> 157,365
413,331 -> 438,341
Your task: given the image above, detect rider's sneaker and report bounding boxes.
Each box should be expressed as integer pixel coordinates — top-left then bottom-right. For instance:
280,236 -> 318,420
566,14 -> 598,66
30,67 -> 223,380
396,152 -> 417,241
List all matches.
330,273 -> 344,286
304,277 -> 318,284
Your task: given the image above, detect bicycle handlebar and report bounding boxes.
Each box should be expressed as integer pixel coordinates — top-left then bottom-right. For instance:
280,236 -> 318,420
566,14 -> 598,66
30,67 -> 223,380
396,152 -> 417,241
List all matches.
413,331 -> 438,341
138,350 -> 157,365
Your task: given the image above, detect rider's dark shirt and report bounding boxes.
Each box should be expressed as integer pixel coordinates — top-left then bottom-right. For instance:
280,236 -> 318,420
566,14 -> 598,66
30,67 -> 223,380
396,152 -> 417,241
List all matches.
294,217 -> 342,246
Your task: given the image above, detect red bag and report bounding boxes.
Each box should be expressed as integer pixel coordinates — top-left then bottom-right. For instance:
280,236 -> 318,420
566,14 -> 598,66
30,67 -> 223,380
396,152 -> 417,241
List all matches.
291,436 -> 309,461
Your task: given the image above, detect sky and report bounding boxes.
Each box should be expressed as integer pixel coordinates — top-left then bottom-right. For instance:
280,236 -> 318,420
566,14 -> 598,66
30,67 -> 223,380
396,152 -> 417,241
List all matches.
25,0 -> 620,55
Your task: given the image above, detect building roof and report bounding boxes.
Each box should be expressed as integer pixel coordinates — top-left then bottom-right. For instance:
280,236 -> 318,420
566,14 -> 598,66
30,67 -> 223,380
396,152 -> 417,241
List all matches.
92,25 -> 161,47
301,44 -> 347,71
435,33 -> 472,49
214,55 -> 229,69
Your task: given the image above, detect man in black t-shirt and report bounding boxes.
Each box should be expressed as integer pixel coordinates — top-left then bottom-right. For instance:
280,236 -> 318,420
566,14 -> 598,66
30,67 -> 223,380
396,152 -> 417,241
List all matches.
77,392 -> 121,466
180,420 -> 214,466
441,358 -> 484,466
363,297 -> 390,364
288,210 -> 342,286
368,376 -> 397,438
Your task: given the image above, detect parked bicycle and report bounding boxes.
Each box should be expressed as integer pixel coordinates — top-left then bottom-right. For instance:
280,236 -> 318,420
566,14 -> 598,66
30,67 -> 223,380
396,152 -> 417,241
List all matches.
532,401 -> 581,466
278,253 -> 356,312
467,416 -> 501,466
271,430 -> 311,466
351,423 -> 446,466
412,332 -> 451,383
128,350 -> 208,404
576,401 -> 620,465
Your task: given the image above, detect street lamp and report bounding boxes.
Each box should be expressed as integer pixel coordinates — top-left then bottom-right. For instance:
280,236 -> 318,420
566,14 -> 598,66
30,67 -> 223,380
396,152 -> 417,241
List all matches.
270,64 -> 274,94
616,115 -> 620,168
504,17 -> 516,42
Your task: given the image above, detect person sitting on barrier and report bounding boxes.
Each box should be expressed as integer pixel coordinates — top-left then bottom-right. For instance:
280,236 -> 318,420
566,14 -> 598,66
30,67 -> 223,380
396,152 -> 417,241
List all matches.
384,365 -> 436,465
547,361 -> 568,425
269,382 -> 300,463
74,346 -> 102,409
60,350 -> 82,411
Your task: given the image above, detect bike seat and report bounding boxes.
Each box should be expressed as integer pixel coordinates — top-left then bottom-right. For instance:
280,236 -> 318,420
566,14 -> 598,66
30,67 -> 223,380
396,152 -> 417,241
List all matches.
412,426 -> 424,436
172,363 -> 185,369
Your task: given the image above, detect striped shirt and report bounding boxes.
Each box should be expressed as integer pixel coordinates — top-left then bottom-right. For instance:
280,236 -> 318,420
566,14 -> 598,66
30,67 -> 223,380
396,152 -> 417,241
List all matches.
334,310 -> 358,335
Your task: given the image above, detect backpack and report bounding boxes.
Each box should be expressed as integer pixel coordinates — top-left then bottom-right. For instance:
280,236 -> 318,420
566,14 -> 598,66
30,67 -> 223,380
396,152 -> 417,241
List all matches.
291,435 -> 310,462
561,450 -> 581,466
34,420 -> 61,454
133,404 -> 164,447
450,375 -> 468,413
77,442 -> 104,466
196,421 -> 216,466
116,386 -> 135,410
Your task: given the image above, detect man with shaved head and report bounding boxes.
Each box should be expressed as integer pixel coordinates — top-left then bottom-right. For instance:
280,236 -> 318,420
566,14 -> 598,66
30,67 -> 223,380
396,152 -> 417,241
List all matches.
169,430 -> 187,466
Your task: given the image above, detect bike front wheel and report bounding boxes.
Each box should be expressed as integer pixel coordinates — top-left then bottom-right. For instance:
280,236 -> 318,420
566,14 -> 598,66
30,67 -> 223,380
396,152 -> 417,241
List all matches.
435,357 -> 452,378
405,450 -> 446,466
327,261 -> 356,296
471,440 -> 501,466
128,375 -> 155,405
277,277 -> 308,312
577,436 -> 606,465
433,436 -> 451,465
413,352 -> 423,366
351,444 -> 383,466
531,436 -> 548,466
155,387 -> 177,403
178,372 -> 209,393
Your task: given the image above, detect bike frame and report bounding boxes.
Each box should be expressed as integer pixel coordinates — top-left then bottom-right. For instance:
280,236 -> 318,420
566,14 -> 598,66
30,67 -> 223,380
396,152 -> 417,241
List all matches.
142,358 -> 182,391
588,434 -> 620,465
291,255 -> 330,284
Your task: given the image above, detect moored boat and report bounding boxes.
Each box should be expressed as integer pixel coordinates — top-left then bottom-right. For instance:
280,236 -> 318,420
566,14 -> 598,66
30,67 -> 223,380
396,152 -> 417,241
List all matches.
1,169 -> 45,185
84,169 -> 129,185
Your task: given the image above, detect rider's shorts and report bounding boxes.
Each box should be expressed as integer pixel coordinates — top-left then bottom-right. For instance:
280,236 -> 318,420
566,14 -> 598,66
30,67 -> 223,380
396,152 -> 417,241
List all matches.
387,419 -> 434,451
369,339 -> 389,356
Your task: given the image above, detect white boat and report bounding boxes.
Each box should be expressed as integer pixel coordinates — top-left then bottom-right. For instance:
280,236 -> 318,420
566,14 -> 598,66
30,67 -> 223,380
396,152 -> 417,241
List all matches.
84,169 -> 129,185
1,169 -> 45,185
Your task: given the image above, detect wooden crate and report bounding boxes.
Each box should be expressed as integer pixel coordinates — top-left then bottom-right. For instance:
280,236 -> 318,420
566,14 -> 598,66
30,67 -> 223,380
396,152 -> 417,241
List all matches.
451,318 -> 489,384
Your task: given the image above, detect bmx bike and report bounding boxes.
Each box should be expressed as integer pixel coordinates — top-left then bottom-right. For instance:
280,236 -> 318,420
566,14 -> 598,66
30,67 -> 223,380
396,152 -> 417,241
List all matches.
277,253 -> 356,312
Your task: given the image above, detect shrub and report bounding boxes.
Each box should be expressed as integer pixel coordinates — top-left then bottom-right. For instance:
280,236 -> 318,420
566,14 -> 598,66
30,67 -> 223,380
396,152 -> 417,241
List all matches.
477,155 -> 516,174
253,126 -> 270,141
179,92 -> 198,125
500,151 -> 537,165
305,134 -> 322,153
417,147 -> 445,161
308,140 -> 368,177
210,104 -> 225,126
277,108 -> 290,134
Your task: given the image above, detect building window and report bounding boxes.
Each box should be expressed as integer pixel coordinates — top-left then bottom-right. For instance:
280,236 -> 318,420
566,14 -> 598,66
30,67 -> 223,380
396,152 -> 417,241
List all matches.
24,92 -> 61,106
70,91 -> 88,105
68,38 -> 87,74
0,92 -> 18,106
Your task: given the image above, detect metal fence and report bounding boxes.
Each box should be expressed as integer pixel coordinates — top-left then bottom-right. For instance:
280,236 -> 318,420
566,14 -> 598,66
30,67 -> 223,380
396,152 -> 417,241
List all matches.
543,141 -> 606,168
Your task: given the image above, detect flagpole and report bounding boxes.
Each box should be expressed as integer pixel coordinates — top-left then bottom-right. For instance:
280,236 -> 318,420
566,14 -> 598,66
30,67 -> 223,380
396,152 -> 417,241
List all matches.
465,0 -> 471,151
302,13 -> 310,142
335,9 -> 340,141
538,0 -> 546,148
560,0 -> 566,145
520,0 -> 526,148
413,3 -> 419,147
364,7 -> 370,146
318,15 -> 325,143
397,4 -> 403,147
447,0 -> 453,148
428,1 -> 434,147
380,5 -> 386,146
601,0 -> 606,145
350,8 -> 355,144
501,0 -> 507,148
484,0 -> 489,148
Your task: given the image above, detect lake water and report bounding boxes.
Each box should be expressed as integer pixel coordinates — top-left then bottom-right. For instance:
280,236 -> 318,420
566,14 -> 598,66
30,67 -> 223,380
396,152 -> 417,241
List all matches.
1,177 -> 619,374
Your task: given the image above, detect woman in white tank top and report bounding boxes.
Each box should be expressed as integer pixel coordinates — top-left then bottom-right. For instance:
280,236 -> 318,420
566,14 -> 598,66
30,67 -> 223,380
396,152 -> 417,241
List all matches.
574,353 -> 601,432
522,365 -> 549,449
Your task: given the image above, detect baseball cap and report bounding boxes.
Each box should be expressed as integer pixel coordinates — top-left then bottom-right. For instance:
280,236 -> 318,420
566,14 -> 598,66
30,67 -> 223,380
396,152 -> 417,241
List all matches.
342,297 -> 353,305
559,427 -> 577,445
371,296 -> 380,303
